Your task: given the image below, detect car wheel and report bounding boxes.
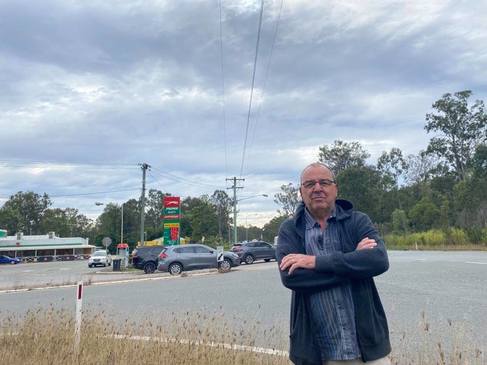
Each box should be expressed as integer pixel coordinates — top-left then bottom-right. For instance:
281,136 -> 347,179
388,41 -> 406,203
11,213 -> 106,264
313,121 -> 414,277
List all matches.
143,262 -> 156,274
88,264 -> 93,268
218,258 -> 231,273
264,259 -> 271,262
168,263 -> 183,276
244,254 -> 255,265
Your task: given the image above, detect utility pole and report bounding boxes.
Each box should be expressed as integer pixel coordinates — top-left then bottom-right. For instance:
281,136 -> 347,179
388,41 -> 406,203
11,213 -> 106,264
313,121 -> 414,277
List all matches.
139,163 -> 151,246
120,204 -> 124,244
226,176 -> 244,244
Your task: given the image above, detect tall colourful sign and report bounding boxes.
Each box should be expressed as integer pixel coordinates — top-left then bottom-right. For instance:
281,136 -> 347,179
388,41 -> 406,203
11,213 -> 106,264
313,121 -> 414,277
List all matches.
163,196 -> 180,245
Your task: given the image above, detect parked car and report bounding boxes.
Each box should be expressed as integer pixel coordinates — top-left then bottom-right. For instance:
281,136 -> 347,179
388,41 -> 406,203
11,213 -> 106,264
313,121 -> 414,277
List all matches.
131,245 -> 165,274
157,244 -> 240,275
88,250 -> 112,268
0,255 -> 21,264
231,241 -> 276,264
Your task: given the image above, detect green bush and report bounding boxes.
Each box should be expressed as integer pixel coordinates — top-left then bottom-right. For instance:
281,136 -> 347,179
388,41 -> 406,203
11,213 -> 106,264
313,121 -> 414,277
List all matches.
385,228 -> 486,248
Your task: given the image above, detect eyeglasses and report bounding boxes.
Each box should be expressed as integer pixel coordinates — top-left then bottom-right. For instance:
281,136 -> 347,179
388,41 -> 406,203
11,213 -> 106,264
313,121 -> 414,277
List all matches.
301,179 -> 336,189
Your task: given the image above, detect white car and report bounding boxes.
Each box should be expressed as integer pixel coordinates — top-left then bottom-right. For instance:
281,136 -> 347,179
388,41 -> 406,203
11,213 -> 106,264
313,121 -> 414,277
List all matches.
88,250 -> 112,268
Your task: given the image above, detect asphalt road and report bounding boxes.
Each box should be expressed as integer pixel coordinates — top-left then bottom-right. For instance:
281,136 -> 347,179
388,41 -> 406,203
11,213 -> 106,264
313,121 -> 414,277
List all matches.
1,251 -> 486,356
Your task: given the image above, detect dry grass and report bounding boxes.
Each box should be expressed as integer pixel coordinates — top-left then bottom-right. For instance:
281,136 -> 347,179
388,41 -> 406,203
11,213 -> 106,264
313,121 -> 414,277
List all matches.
0,308 -> 289,365
390,312 -> 485,365
1,309 -> 485,365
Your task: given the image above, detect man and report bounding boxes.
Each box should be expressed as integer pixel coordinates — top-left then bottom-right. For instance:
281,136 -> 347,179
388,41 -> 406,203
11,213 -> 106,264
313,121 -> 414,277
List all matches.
277,162 -> 391,365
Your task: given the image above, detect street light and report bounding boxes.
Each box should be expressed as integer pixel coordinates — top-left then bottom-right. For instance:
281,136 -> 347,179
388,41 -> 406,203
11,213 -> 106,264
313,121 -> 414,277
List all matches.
233,194 -> 268,245
95,202 -> 124,244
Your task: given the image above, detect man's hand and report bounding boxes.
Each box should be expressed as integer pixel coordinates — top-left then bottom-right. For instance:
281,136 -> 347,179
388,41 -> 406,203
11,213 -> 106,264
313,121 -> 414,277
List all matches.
280,254 -> 316,275
356,237 -> 377,251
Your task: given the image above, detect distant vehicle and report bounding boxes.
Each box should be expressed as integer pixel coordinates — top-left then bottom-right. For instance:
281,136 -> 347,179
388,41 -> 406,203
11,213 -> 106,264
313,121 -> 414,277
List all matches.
88,250 -> 112,268
131,246 -> 165,274
157,244 -> 240,275
231,241 -> 276,264
0,255 -> 21,264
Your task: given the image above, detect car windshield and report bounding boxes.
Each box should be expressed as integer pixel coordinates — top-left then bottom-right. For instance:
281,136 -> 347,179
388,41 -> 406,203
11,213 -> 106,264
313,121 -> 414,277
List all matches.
93,252 -> 106,256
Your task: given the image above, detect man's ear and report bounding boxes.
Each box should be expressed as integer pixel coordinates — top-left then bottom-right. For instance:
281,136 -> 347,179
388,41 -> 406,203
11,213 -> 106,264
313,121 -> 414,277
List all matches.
299,186 -> 303,200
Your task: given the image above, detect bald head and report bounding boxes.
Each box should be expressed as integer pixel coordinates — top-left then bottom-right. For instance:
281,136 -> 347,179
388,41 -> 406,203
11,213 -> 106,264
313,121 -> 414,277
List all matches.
300,162 -> 335,184
299,162 -> 338,221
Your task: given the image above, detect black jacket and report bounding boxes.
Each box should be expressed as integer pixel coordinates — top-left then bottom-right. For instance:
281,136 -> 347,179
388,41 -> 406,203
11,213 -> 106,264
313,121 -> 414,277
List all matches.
276,200 -> 391,364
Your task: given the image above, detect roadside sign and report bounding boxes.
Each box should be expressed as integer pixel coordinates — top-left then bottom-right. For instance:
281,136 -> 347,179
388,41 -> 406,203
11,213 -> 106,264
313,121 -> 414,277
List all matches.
163,197 -> 181,245
102,237 -> 112,248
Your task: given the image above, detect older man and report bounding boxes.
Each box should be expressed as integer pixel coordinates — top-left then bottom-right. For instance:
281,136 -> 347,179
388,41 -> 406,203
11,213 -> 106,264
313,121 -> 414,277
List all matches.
277,162 -> 391,365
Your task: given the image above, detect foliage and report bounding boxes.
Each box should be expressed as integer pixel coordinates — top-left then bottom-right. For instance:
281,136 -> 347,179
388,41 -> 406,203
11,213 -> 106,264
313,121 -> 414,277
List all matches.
0,191 -> 51,235
40,208 -> 92,238
273,183 -> 300,217
336,166 -> 385,222
425,90 -> 487,181
262,215 -> 287,243
211,190 -> 232,240
181,195 -> 219,242
318,140 -> 370,176
391,209 -> 408,233
377,147 -> 408,190
408,198 -> 440,231
385,228 -> 486,249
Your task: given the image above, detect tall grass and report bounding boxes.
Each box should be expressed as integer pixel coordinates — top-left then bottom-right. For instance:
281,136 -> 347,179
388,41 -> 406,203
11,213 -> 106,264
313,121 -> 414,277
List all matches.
1,308 -> 485,364
385,228 -> 487,250
0,308 -> 288,365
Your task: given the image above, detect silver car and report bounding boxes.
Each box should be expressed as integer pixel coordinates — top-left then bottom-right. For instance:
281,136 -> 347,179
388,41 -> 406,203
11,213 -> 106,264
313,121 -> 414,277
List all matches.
157,244 -> 240,275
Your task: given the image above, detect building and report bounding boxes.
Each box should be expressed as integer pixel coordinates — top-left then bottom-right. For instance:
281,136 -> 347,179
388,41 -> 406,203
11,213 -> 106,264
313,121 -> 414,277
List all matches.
0,231 -> 95,262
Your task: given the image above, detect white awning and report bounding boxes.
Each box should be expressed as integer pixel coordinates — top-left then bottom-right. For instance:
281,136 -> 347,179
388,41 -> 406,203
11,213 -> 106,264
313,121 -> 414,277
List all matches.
1,245 -> 95,251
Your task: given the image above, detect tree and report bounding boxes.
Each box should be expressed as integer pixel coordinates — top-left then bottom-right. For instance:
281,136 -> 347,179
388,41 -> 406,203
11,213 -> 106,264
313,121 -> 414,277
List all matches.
337,166 -> 385,222
211,190 -> 232,240
40,208 -> 92,237
0,191 -> 51,235
391,209 -> 408,233
318,140 -> 370,176
377,148 -> 408,190
274,183 -> 300,216
262,215 -> 287,243
425,90 -> 487,181
408,198 -> 440,231
181,196 -> 219,242
145,189 -> 170,239
454,144 -> 487,227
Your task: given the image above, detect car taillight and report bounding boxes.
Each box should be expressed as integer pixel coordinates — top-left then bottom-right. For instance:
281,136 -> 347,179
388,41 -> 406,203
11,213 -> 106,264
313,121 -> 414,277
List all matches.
159,252 -> 168,259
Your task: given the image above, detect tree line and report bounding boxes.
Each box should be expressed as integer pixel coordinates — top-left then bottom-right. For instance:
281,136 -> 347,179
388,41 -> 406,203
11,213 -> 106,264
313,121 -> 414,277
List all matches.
1,90 -> 486,248
274,90 -> 487,244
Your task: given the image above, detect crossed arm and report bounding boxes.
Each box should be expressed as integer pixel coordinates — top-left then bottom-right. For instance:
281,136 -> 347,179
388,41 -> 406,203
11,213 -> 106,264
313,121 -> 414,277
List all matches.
277,214 -> 389,293
280,237 -> 378,274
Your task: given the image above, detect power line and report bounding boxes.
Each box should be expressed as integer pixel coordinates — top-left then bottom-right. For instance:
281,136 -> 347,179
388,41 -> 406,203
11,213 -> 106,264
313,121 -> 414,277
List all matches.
150,166 -> 225,189
247,0 -> 284,160
49,187 -> 141,198
240,0 -> 265,177
218,0 -> 229,177
0,159 -> 137,170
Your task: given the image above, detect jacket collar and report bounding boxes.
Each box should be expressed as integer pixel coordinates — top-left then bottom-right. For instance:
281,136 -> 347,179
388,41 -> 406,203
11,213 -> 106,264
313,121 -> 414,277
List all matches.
292,199 -> 353,237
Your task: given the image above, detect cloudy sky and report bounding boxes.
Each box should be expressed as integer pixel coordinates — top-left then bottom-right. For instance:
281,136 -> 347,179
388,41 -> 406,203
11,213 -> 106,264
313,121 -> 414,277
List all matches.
1,0 -> 487,227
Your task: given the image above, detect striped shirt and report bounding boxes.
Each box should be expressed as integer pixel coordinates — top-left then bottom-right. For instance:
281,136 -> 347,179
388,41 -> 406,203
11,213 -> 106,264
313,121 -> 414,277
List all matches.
304,208 -> 361,361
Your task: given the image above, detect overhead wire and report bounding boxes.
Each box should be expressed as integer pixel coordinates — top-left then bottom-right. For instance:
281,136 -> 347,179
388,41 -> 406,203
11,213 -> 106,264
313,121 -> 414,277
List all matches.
150,166 -> 225,190
218,0 -> 229,178
239,0 -> 265,178
247,0 -> 284,163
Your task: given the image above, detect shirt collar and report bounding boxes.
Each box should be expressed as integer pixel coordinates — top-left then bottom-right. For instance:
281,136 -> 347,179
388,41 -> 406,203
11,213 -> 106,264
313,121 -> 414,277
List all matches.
304,207 -> 336,229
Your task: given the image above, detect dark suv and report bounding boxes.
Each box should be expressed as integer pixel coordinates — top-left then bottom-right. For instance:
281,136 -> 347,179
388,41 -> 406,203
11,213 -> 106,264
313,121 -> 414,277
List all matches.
231,241 -> 276,264
131,246 -> 165,274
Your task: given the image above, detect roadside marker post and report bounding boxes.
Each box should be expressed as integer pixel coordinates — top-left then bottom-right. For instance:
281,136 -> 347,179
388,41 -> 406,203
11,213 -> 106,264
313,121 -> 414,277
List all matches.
217,246 -> 224,262
74,280 -> 83,352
